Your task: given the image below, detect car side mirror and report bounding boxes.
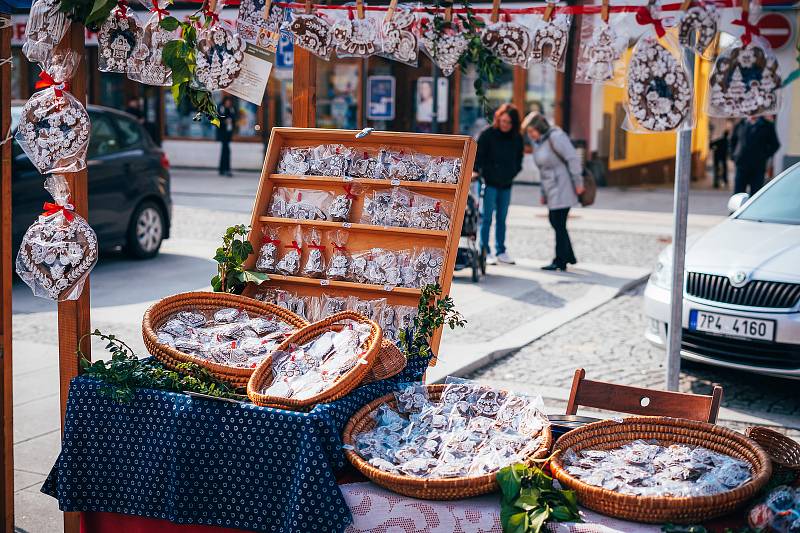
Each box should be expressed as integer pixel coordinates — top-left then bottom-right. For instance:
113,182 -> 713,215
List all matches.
727,192 -> 749,213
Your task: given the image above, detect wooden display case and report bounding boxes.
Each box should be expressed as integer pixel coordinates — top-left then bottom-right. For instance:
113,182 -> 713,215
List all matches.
243,127 -> 476,356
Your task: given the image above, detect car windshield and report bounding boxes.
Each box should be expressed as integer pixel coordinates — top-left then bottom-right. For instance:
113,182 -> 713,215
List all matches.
737,168 -> 800,225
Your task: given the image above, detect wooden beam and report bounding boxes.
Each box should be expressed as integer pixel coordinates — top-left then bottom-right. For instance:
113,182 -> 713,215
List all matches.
57,23 -> 90,533
291,47 -> 316,128
0,13 -> 15,533
513,66 -> 526,116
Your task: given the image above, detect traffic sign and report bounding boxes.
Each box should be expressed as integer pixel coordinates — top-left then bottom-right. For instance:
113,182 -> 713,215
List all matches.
756,13 -> 794,50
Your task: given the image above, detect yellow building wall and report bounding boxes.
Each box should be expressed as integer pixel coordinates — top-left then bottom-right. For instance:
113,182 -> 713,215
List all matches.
604,43 -> 712,176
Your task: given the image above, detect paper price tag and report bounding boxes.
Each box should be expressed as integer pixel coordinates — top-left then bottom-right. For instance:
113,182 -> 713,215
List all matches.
343,222 -> 352,228
320,279 -> 330,286
343,176 -> 354,182
383,284 -> 395,292
390,179 -> 400,186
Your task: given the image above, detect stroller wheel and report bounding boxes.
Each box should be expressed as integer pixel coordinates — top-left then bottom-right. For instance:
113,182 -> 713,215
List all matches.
471,253 -> 480,283
480,248 -> 487,275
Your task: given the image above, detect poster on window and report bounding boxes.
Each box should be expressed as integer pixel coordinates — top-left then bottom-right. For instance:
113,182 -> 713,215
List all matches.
367,75 -> 396,121
416,77 -> 448,123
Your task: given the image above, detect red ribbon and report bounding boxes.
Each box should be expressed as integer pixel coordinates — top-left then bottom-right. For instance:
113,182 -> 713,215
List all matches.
262,235 -> 280,246
732,11 -> 760,45
42,201 -> 75,222
115,0 -> 129,17
204,8 -> 220,24
285,240 -> 302,254
35,71 -> 70,97
332,243 -> 347,252
151,1 -> 169,20
434,201 -> 441,213
635,6 -> 665,38
308,243 -> 325,251
343,183 -> 358,200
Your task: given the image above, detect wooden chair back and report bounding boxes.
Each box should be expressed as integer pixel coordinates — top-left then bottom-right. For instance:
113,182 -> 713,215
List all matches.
565,368 -> 723,423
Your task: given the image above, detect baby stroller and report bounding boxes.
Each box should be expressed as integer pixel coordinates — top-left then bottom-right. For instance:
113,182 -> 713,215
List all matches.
454,180 -> 486,282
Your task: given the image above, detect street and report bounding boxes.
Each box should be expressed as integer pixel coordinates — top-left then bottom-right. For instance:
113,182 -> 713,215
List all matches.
10,169 -> 799,531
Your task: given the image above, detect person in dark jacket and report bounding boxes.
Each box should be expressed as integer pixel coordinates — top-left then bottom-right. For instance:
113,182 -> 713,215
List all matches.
730,116 -> 780,195
217,96 -> 238,177
474,103 -> 524,265
709,129 -> 729,189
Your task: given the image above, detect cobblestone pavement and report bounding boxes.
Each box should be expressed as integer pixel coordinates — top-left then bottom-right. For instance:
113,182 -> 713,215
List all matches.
468,284 -> 800,437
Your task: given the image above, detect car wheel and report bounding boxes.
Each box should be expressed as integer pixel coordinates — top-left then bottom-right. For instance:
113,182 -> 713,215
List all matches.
127,201 -> 164,259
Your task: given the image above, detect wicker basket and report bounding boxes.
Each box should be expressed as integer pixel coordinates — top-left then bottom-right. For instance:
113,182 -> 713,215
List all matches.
550,417 -> 772,524
142,291 -> 308,389
746,426 -> 800,478
362,340 -> 406,385
342,384 -> 554,500
247,311 -> 383,410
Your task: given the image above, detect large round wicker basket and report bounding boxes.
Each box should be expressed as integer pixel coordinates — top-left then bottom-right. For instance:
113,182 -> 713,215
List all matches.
342,384 -> 554,500
550,417 -> 772,524
247,311 -> 383,410
142,291 -> 308,389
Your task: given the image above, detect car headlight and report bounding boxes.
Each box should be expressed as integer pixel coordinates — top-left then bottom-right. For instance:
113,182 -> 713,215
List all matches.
650,245 -> 673,290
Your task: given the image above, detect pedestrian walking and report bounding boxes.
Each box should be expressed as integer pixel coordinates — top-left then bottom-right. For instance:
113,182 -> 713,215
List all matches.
217,96 -> 238,177
474,103 -> 524,265
730,116 -> 780,195
524,114 -> 584,272
709,128 -> 729,189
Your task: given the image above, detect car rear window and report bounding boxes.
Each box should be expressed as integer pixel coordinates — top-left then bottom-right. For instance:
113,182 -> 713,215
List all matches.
737,170 -> 800,225
115,115 -> 143,148
88,113 -> 120,157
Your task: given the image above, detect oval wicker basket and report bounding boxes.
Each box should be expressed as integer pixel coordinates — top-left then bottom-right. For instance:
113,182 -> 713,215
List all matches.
550,417 -> 772,524
746,426 -> 800,478
247,311 -> 382,410
342,383 -> 554,500
362,340 -> 406,385
142,291 -> 308,389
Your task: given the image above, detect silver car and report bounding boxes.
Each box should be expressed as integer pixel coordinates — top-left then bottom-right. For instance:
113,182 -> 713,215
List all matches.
644,164 -> 800,378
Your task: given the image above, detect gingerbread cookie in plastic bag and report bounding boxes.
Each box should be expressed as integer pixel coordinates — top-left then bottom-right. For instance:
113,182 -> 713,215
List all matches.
22,0 -> 70,65
255,226 -> 281,273
128,0 -> 179,86
276,226 -> 303,275
379,5 -> 417,66
302,228 -> 326,278
15,52 -> 90,174
16,175 -> 98,301
98,3 -> 143,74
193,5 -> 246,91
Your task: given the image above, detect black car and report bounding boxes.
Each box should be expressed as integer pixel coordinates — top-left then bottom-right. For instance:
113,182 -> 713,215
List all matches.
11,103 -> 171,259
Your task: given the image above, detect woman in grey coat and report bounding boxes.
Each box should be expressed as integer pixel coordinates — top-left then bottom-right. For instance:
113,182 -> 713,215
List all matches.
523,114 -> 584,271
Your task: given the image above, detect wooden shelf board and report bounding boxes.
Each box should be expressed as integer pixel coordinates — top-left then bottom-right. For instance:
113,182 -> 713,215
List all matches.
270,174 -> 459,193
258,217 -> 449,239
264,274 -> 423,296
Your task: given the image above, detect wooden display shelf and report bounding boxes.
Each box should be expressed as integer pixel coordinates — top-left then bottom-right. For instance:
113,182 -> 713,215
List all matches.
270,174 -> 459,194
257,217 -> 449,240
244,127 -> 476,359
265,274 -> 423,297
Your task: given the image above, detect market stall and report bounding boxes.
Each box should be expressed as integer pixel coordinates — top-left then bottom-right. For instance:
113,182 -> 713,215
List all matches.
3,0 -> 800,531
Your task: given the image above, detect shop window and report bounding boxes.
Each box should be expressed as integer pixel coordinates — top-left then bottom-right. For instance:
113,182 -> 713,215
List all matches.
459,64 -> 513,137
88,113 -> 121,157
98,71 -> 127,110
316,60 -> 359,129
525,63 -> 556,122
163,91 -> 258,139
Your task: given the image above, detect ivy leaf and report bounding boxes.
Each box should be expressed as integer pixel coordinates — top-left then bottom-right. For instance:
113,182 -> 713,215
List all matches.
529,507 -> 549,533
241,270 -> 269,284
160,16 -> 180,31
497,465 -> 522,502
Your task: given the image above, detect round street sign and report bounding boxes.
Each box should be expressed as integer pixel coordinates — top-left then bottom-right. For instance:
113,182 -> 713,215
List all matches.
756,13 -> 794,50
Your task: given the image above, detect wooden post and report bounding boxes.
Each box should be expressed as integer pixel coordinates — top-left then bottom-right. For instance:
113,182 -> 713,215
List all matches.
0,13 -> 15,533
57,23 -> 90,533
292,47 -> 316,128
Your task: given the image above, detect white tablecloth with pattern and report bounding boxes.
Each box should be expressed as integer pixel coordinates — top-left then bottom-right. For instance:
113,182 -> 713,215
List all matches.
341,482 -> 661,533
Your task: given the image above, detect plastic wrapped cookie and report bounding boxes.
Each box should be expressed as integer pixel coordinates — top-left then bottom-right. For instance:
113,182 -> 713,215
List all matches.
276,226 -> 303,276
326,230 -> 351,281
394,383 -> 430,414
277,147 -> 312,175
286,10 -> 334,60
193,15 -> 246,91
256,226 -> 281,273
302,228 -> 326,278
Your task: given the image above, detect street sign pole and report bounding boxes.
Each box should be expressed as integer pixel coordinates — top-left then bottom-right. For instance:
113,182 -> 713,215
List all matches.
665,47 -> 695,392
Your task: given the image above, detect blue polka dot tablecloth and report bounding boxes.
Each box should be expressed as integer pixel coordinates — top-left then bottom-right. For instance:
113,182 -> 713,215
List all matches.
42,354 -> 431,533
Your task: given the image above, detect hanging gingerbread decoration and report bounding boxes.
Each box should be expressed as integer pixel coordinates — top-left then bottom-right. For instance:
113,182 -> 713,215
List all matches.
98,2 -> 143,74
128,0 -> 177,86
194,7 -> 246,91
529,2 -> 571,71
332,3 -> 380,58
419,9 -> 469,77
482,18 -> 531,67
380,4 -> 418,66
286,4 -> 335,60
678,3 -> 718,58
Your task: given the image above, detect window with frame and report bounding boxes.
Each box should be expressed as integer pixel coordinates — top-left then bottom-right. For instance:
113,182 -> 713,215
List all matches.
88,114 -> 121,157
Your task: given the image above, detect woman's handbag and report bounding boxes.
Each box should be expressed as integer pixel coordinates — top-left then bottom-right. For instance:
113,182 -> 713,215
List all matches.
547,136 -> 597,207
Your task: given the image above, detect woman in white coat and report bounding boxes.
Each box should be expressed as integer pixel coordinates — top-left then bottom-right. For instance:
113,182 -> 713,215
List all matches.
523,113 -> 584,271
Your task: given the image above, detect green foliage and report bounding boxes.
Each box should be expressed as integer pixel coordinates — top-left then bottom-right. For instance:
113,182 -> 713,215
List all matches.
497,464 -> 581,533
59,0 -> 116,30
426,0 -> 506,119
160,14 -> 221,127
211,224 -> 268,294
78,330 -> 242,402
399,283 -> 465,359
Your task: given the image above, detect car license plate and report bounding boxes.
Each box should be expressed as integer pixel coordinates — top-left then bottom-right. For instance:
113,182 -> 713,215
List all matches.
689,310 -> 775,341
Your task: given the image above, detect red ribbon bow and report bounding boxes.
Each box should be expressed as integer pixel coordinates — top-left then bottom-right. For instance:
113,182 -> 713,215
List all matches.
35,71 -> 70,98
151,1 -> 169,21
116,0 -> 129,18
308,243 -> 325,251
635,7 -> 665,38
434,201 -> 441,213
285,240 -> 302,253
42,200 -> 75,222
204,8 -> 219,24
332,243 -> 347,252
262,235 -> 280,246
343,183 -> 358,200
732,11 -> 760,46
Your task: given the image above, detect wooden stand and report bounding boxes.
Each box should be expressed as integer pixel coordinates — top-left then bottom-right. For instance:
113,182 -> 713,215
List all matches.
243,127 -> 476,356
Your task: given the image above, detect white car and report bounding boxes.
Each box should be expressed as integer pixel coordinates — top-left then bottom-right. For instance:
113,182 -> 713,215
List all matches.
644,164 -> 800,378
